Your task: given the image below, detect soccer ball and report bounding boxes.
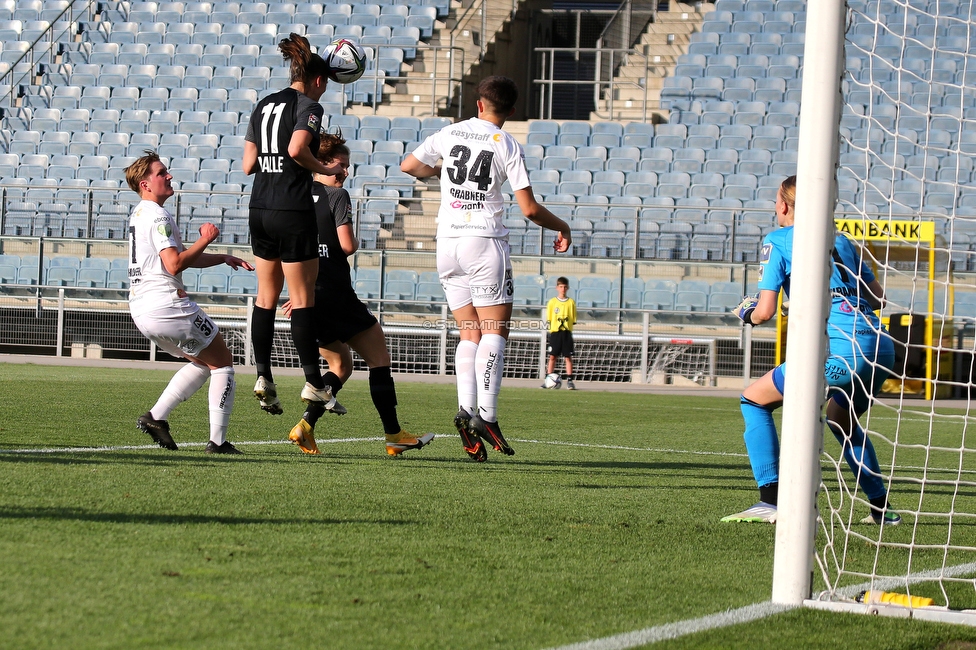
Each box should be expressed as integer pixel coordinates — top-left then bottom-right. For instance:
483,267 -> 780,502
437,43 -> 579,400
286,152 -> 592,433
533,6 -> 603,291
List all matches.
322,38 -> 367,84
543,373 -> 562,389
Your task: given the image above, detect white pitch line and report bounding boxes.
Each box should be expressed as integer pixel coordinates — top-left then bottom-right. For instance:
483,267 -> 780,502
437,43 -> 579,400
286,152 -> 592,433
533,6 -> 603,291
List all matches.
0,436 -> 751,458
545,561 -> 976,650
0,436 -> 384,454
516,438 -> 750,458
544,602 -> 793,650
830,561 -> 976,599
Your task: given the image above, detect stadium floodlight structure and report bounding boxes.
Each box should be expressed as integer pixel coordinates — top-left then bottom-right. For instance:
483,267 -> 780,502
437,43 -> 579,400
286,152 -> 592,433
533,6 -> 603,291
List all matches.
773,0 -> 976,626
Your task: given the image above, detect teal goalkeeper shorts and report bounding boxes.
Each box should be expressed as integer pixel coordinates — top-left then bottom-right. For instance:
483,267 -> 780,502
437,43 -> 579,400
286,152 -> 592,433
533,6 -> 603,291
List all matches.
771,336 -> 895,414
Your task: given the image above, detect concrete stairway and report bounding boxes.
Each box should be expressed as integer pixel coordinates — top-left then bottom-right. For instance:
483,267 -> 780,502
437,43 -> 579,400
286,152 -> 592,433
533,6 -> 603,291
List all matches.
591,2 -> 712,123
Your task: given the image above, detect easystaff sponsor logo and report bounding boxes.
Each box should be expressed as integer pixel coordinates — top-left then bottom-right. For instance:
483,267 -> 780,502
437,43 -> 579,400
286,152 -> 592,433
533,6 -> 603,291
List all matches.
450,129 -> 493,142
482,351 -> 497,389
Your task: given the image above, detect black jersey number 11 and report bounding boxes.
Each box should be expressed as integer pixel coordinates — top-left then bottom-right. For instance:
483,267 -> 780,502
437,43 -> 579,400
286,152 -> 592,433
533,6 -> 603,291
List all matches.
447,145 -> 494,191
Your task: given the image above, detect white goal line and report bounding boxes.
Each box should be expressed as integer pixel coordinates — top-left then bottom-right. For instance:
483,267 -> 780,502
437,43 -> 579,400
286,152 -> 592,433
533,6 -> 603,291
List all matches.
543,602 -> 794,650
545,563 -> 976,650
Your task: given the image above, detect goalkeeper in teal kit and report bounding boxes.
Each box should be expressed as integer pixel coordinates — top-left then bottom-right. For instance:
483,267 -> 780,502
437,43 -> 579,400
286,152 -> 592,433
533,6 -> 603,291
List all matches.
723,175 -> 900,526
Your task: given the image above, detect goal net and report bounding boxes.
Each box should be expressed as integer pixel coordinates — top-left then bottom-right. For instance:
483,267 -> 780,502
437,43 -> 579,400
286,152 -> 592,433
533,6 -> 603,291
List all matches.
784,0 -> 976,624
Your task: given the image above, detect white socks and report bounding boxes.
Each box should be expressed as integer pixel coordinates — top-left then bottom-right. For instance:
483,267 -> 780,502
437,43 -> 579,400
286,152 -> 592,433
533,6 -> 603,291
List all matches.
151,362 -> 211,420
455,340 -> 478,415
150,362 -> 235,446
208,366 -> 235,445
475,334 -> 506,423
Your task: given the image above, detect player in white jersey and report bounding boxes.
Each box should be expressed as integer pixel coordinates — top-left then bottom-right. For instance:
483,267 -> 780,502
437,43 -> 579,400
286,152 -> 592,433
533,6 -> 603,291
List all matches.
126,151 -> 255,454
401,76 -> 572,461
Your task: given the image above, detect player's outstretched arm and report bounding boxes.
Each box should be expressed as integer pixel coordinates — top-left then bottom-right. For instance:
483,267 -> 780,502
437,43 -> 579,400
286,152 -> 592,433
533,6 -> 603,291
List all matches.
514,188 -> 572,252
289,130 -> 343,176
194,253 -> 255,271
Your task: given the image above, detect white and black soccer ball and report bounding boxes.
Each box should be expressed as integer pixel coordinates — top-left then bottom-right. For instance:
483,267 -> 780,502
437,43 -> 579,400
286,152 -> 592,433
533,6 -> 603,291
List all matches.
322,38 -> 367,84
543,372 -> 562,389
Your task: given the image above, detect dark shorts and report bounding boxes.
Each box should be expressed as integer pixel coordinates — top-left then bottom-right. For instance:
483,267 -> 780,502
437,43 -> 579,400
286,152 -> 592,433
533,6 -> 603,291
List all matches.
314,285 -> 378,345
548,330 -> 574,358
249,208 -> 318,262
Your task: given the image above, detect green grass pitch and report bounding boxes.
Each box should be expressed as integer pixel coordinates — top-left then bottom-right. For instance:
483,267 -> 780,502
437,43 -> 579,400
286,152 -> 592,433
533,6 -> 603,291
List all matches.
2,363 -> 976,649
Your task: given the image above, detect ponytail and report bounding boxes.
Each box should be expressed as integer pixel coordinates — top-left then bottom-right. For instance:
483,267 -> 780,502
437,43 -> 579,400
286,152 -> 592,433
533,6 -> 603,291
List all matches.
279,32 -> 330,84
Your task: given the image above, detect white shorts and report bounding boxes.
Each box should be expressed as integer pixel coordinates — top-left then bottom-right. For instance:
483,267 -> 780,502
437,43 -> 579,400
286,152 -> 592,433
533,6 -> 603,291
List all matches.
437,237 -> 514,310
132,303 -> 219,358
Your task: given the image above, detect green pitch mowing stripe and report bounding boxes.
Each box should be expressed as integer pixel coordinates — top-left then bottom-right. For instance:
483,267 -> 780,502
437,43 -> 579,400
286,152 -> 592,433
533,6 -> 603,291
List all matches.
4,363 -> 976,649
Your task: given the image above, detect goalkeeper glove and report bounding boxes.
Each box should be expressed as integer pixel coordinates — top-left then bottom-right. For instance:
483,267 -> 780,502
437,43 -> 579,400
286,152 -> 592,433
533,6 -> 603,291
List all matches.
736,295 -> 759,325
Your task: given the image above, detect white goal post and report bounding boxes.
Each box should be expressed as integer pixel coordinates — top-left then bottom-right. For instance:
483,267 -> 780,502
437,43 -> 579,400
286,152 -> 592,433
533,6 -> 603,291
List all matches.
774,0 -> 976,625
771,0 -> 846,606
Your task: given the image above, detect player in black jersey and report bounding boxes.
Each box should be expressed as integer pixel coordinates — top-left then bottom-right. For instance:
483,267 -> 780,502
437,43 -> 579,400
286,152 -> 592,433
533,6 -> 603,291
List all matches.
284,131 -> 434,456
243,33 -> 344,420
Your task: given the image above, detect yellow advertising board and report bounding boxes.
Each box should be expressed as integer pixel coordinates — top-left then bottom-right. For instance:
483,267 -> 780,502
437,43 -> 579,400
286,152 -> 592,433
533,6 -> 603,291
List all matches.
834,218 -> 936,243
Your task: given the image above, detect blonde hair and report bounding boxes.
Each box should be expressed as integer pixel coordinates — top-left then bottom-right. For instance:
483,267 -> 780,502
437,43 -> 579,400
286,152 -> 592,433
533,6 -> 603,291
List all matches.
279,33 -> 329,84
780,175 -> 797,212
124,150 -> 161,194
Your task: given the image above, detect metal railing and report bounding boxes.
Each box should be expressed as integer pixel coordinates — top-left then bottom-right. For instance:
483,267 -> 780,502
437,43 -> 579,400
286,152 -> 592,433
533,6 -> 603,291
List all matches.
451,0 -> 521,64
0,284 -> 775,383
6,184 -> 960,268
595,0 -> 659,73
357,44 -> 467,118
0,184 -> 777,263
0,0 -> 98,108
533,46 -> 674,121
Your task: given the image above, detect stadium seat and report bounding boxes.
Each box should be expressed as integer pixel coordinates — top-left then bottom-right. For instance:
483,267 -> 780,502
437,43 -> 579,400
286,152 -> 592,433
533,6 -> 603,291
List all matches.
674,290 -> 708,312
642,288 -> 675,310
